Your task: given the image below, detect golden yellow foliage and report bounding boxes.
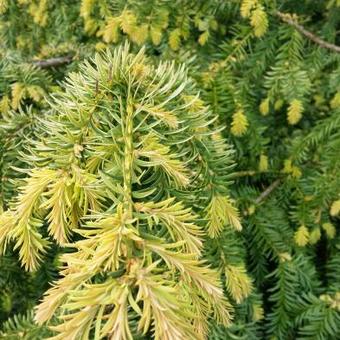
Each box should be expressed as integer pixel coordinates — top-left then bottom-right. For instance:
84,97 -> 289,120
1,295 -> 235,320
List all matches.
250,5 -> 268,37
287,99 -> 303,125
259,97 -> 270,115
169,28 -> 181,51
0,211 -> 15,254
29,0 -> 48,27
240,0 -> 257,18
253,303 -> 264,321
137,135 -> 190,188
259,154 -> 268,172
95,42 -> 106,51
279,252 -> 292,262
231,109 -> 249,136
135,198 -> 203,255
274,99 -> 284,111
136,268 -> 196,339
291,166 -> 302,178
150,25 -> 162,45
120,10 -> 137,36
0,0 -> 8,14
102,17 -> 120,43
282,159 -> 293,173
282,159 -> 301,178
330,91 -> 340,109
130,23 -> 149,45
330,199 -> 340,216
322,222 -> 336,239
11,169 -> 58,271
146,242 -> 234,326
40,175 -> 73,244
0,95 -> 10,114
247,204 -> 256,215
182,94 -> 205,113
198,31 -> 209,46
319,292 -> 340,311
206,195 -> 242,238
11,82 -> 25,110
309,227 -> 321,245
225,264 -> 253,303
26,85 -> 45,102
137,103 -> 178,129
294,225 -> 309,247
80,0 -> 94,19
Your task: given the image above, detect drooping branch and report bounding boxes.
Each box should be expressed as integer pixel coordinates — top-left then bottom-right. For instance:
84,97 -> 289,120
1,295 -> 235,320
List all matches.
32,55 -> 74,68
276,11 -> 340,53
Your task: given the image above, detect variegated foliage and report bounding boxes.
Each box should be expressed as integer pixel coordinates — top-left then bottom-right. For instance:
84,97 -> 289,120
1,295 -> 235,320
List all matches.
0,44 -> 243,339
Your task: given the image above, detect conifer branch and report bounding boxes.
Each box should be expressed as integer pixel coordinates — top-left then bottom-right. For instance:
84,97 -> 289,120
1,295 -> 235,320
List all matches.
1,2 -> 339,338
232,170 -> 282,178
255,179 -> 281,204
32,55 -> 74,68
2,45 -> 237,338
232,170 -> 256,177
276,11 -> 340,53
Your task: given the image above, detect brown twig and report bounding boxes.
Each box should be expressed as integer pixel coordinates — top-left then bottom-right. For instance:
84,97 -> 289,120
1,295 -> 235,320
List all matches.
232,170 -> 283,178
32,55 -> 74,68
255,179 -> 281,204
276,11 -> 340,53
232,170 -> 257,178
